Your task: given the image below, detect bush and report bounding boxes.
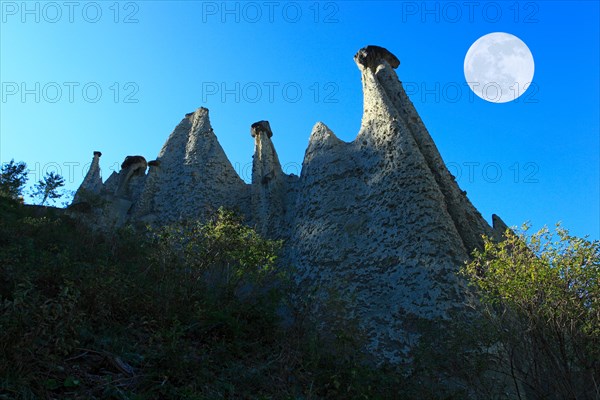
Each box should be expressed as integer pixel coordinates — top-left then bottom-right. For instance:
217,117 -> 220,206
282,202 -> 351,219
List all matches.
148,208 -> 284,302
462,224 -> 600,399
12,198 -> 585,398
1,204 -> 412,399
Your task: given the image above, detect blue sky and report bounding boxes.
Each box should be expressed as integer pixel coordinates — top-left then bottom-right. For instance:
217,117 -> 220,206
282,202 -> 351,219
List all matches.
1,0 -> 599,239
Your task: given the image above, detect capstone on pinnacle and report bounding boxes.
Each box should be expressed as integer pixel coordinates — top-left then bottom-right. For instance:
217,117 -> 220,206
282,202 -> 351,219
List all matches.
121,155 -> 147,171
251,120 -> 273,138
354,45 -> 400,70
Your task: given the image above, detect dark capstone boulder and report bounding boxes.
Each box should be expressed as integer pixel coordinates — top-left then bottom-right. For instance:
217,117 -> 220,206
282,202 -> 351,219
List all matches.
354,45 -> 400,70
121,156 -> 147,171
251,120 -> 273,138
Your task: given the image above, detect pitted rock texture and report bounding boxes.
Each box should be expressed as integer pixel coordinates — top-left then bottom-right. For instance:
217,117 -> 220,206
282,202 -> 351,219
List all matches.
131,108 -> 249,224
71,46 -> 504,363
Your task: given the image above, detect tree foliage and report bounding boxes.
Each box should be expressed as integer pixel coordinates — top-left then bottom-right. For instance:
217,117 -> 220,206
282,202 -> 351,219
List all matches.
31,171 -> 65,205
462,224 -> 600,399
0,159 -> 28,200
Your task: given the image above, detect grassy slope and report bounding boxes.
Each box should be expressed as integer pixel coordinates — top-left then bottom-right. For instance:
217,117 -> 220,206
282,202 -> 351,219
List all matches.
0,197 -> 411,400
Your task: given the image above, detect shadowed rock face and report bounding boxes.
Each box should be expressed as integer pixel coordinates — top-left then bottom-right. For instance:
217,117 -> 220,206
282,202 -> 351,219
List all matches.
72,46 -> 505,363
72,150 -> 103,204
278,45 -> 498,362
249,119 -> 298,239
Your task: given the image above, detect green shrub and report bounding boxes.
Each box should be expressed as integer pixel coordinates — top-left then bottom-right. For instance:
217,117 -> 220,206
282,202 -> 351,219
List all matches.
2,203 -> 409,399
462,225 -> 600,399
7,198 -> 567,399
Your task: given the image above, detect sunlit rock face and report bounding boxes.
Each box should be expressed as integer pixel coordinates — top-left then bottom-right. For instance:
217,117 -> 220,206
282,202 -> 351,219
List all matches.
71,46 -> 503,363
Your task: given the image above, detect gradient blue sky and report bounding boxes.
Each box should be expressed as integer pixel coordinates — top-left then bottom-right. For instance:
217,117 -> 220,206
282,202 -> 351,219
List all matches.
1,0 -> 599,239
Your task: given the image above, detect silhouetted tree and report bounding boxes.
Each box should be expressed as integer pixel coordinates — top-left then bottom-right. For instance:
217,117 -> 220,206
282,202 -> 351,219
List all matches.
0,159 -> 28,200
32,172 -> 65,206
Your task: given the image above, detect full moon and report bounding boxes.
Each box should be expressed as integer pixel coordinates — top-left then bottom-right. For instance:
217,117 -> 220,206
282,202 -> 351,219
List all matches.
464,32 -> 535,103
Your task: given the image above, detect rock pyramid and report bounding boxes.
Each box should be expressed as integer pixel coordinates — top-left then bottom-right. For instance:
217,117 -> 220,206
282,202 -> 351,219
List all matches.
72,45 -> 505,362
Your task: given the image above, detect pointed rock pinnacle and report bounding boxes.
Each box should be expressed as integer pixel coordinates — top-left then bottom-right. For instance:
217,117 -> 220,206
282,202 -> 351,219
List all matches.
72,151 -> 103,204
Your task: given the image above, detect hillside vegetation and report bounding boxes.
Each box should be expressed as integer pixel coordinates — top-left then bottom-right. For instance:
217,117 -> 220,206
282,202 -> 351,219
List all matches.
1,159 -> 598,399
0,196 -> 410,399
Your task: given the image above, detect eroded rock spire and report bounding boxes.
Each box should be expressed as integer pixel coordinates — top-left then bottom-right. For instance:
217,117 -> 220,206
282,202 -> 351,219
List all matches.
287,45 -> 498,362
250,120 -> 289,236
72,151 -> 103,204
356,45 -> 493,252
133,107 -> 249,224
71,46 -> 506,364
